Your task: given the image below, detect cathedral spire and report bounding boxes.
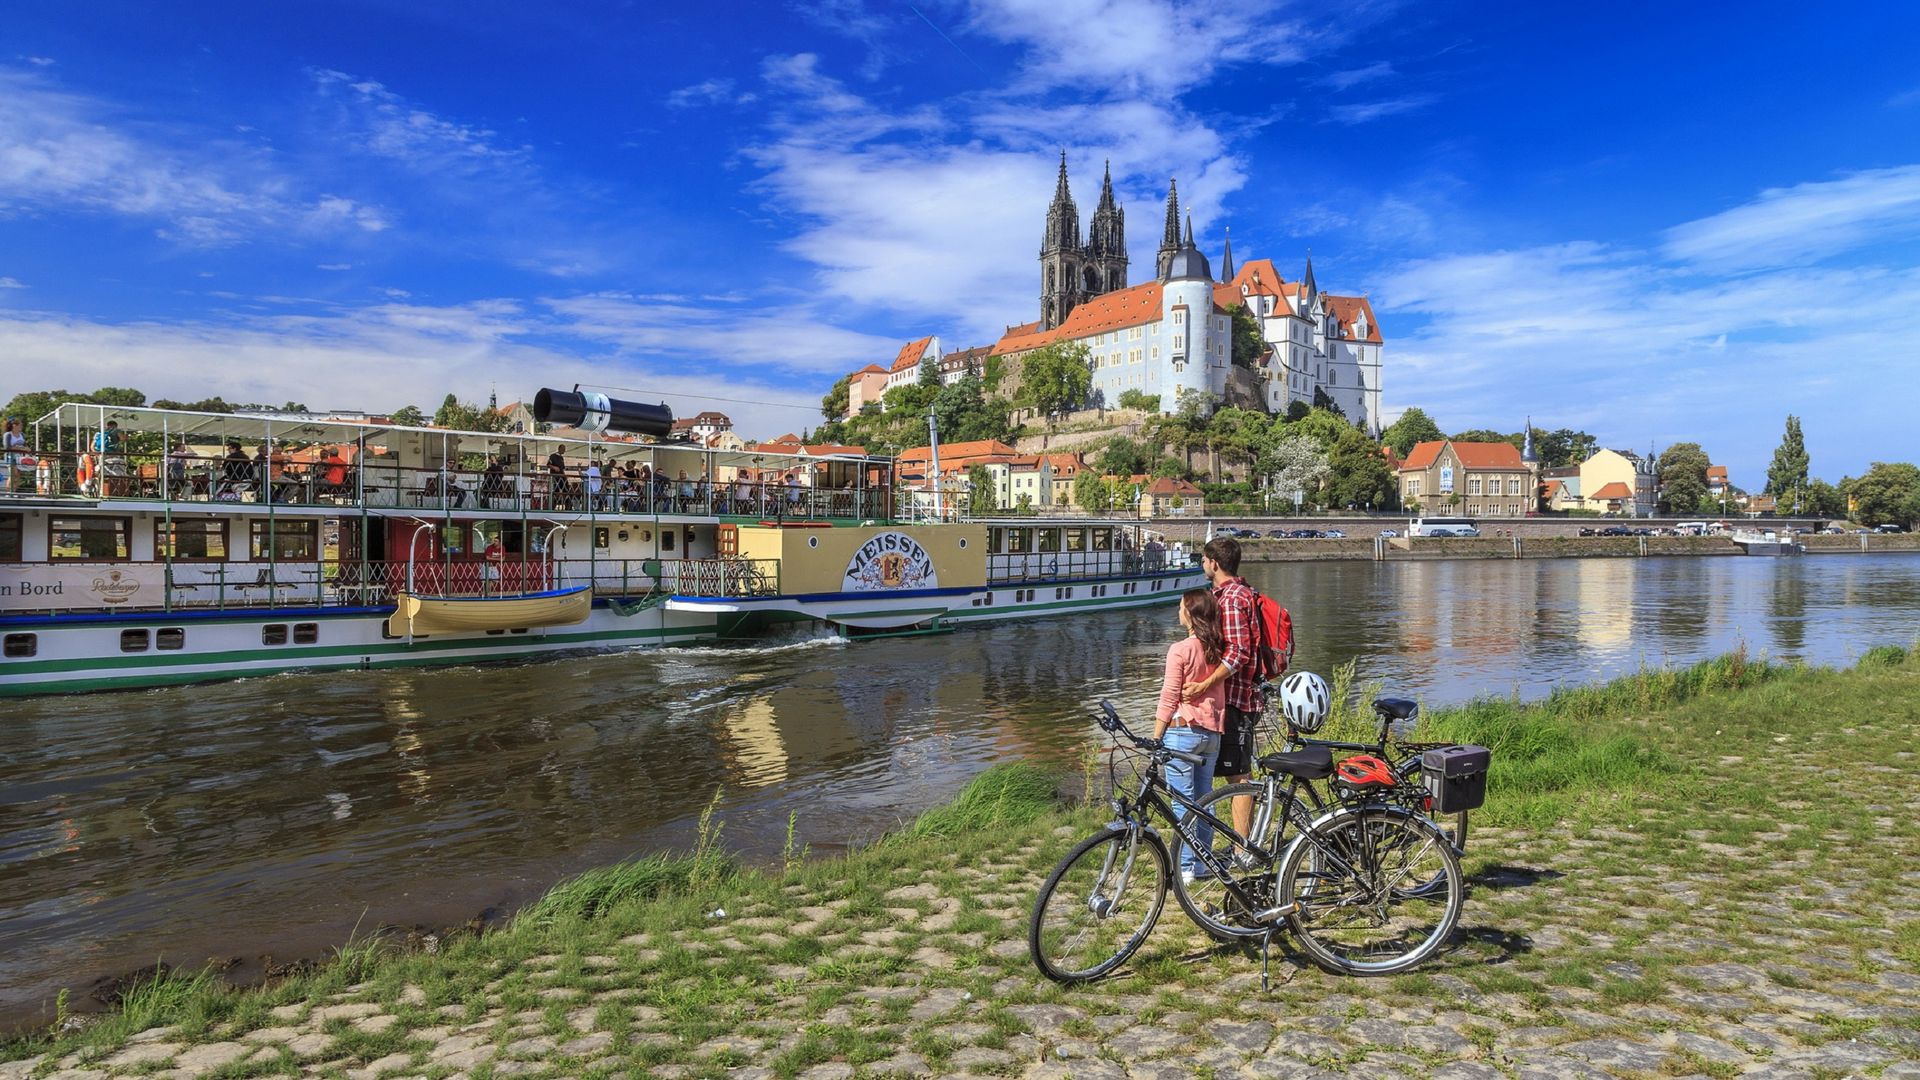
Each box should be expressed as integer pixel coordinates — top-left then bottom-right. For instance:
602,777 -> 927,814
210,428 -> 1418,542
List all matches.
1053,149 -> 1071,202
1221,226 -> 1235,283
1184,212 -> 1194,247
1302,251 -> 1319,305
1161,179 -> 1181,248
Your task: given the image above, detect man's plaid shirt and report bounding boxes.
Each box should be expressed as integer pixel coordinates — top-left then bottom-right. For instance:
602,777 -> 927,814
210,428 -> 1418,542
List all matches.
1211,576 -> 1263,713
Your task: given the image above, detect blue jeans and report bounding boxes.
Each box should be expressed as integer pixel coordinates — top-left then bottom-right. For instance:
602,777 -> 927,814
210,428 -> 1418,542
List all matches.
1161,726 -> 1220,875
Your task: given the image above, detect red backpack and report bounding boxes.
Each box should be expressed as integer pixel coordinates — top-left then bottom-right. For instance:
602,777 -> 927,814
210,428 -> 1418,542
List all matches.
1246,585 -> 1294,681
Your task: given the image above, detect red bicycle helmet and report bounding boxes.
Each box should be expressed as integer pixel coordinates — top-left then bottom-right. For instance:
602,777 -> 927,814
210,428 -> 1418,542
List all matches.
1335,754 -> 1398,790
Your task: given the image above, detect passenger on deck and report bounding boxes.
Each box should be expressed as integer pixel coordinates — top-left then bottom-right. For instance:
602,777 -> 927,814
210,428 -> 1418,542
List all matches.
585,458 -> 604,510
166,440 -> 192,498
218,442 -> 250,500
480,454 -> 506,508
546,449 -> 571,510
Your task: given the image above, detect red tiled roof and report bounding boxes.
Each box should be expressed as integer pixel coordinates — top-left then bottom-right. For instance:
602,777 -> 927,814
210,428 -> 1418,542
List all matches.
890,336 -> 934,373
894,440 -> 1017,466
1146,477 -> 1203,496
1401,440 -> 1527,471
1707,465 -> 1728,481
1324,295 -> 1384,344
1229,259 -> 1286,298
854,364 -> 888,375
1590,481 -> 1634,500
1543,479 -> 1563,498
990,282 -> 1164,356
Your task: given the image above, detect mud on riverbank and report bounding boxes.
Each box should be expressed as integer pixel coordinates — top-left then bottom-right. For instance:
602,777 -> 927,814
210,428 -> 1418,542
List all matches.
5,648 -> 1918,1078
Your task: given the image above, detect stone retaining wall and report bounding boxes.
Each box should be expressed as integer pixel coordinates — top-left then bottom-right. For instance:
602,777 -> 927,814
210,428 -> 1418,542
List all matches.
1236,533 -> 1920,563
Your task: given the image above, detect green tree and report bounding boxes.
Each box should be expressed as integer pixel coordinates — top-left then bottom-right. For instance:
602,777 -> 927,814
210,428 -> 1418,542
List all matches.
1766,415 -> 1810,511
1322,427 -> 1396,510
1016,341 -> 1092,424
918,354 -> 942,388
1229,304 -> 1266,368
1117,388 -> 1159,411
1073,470 -> 1117,512
820,373 -> 853,422
929,375 -> 1010,445
1208,407 -> 1271,484
1279,407 -> 1351,453
1657,441 -> 1712,513
1283,400 -> 1310,423
151,396 -> 237,413
390,404 -> 427,426
1311,387 -> 1344,418
1381,406 -> 1444,457
967,463 -> 999,513
434,395 -> 511,433
1533,427 -> 1598,469
1094,436 -> 1153,479
1263,433 -> 1331,508
1804,477 -> 1847,519
1451,428 -> 1523,450
1848,462 -> 1920,527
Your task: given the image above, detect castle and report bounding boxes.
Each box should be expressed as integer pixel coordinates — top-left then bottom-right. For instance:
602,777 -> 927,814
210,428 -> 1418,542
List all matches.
841,155 -> 1384,433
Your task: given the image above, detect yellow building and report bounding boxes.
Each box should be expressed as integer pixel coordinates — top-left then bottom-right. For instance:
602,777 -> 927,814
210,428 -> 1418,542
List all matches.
1578,449 -> 1657,515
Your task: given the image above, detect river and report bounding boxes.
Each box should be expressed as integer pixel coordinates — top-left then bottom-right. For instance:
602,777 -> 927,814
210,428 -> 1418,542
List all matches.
3,553 -> 1917,1022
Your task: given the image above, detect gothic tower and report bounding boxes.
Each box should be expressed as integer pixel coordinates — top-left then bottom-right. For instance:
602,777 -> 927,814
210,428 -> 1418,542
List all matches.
1086,160 -> 1129,294
1039,152 -> 1085,330
1156,179 -> 1182,280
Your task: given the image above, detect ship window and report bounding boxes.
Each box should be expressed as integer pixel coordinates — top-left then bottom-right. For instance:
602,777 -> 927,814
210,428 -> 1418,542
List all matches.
50,516 -> 132,561
156,628 -> 185,650
262,624 -> 289,645
1091,528 -> 1111,552
156,519 -> 229,561
661,531 -> 675,552
250,519 -> 318,560
1037,528 -> 1061,552
0,514 -> 20,561
1005,529 -> 1029,553
120,629 -> 150,652
293,623 -> 318,644
3,633 -> 34,658
987,528 -> 1002,554
1064,528 -> 1085,552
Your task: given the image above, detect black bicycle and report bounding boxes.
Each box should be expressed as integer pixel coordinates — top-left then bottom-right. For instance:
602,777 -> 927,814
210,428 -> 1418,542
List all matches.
1029,700 -> 1465,982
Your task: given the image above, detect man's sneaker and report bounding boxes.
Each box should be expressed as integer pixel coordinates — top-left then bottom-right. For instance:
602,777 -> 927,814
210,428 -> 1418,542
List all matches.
1230,850 -> 1264,873
1181,867 -> 1213,886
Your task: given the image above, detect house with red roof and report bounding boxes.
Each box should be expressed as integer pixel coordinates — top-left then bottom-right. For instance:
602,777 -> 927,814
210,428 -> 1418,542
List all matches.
1398,440 -> 1538,517
844,364 -> 890,418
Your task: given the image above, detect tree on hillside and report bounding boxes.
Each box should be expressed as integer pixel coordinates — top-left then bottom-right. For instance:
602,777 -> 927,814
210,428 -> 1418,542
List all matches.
820,373 -> 852,422
1323,426 -> 1396,510
1381,407 -> 1444,457
1279,407 -> 1351,453
1847,462 -> 1920,528
1208,407 -> 1270,484
1074,470 -> 1123,514
1265,434 -> 1331,508
1016,341 -> 1092,425
1311,387 -> 1345,418
1117,388 -> 1158,411
930,375 -> 1009,445
435,394 -> 510,433
1766,415 -> 1810,511
1230,304 -> 1265,368
390,404 -> 427,426
152,396 -> 238,413
1656,442 -> 1712,513
967,463 -> 999,513
1283,400 -> 1310,423
1095,436 -> 1153,479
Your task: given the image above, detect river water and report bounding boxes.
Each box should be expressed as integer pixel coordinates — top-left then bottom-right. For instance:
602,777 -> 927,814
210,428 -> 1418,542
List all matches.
3,553 -> 1917,1021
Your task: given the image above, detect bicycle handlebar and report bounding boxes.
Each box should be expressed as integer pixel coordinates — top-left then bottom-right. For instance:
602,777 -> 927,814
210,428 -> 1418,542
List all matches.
1094,700 -> 1204,764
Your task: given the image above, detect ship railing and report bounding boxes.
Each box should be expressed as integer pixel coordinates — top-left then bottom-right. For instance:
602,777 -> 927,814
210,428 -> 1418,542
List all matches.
10,449 -> 894,521
986,549 -> 1181,583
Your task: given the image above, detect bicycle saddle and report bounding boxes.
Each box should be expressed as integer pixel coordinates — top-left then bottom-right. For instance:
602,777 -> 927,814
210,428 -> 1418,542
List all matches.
1256,745 -> 1334,780
1372,697 -> 1419,721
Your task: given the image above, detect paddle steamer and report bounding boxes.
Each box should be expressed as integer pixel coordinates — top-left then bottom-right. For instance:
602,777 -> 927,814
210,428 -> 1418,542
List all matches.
0,392 -> 1202,696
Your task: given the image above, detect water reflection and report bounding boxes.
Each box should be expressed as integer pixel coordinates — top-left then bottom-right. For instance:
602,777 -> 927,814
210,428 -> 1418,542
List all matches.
2,553 -> 1918,1023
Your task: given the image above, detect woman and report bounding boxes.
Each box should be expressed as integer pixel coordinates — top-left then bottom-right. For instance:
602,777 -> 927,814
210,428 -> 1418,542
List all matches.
1156,587 -> 1228,884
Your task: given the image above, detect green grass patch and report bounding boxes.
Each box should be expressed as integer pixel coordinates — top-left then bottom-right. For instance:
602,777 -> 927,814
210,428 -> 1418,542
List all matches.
883,762 -> 1061,844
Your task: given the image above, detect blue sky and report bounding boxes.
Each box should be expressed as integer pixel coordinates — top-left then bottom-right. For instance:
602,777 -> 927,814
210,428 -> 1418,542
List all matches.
2,1 -> 1918,484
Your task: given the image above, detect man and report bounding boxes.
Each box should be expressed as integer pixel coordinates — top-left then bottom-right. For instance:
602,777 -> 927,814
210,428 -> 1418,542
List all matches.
1184,537 -> 1262,857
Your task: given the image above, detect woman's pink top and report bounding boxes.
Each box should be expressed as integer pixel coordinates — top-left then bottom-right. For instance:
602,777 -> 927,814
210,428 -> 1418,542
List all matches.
1156,636 -> 1226,732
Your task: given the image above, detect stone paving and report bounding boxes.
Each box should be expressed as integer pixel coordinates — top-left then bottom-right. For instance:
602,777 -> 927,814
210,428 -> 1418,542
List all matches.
5,812 -> 1917,1080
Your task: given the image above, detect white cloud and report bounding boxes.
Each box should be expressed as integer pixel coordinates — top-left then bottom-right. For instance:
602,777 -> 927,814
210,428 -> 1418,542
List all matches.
311,70 -> 530,174
23,57 -> 54,67
1661,164 -> 1920,272
0,70 -> 391,246
1319,61 -> 1394,91
316,263 -> 353,271
1326,94 -> 1436,125
0,276 -> 24,288
965,0 -> 1319,99
1889,86 -> 1920,108
667,78 -> 756,109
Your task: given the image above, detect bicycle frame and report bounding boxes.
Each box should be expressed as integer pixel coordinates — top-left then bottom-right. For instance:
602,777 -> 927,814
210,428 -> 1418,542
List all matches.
1115,755 -> 1278,919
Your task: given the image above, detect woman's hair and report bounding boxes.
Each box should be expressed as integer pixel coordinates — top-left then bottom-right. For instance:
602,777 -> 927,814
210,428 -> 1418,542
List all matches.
1181,587 -> 1227,665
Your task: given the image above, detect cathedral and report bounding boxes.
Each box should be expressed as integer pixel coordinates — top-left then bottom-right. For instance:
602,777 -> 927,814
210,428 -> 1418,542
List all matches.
844,156 -> 1386,434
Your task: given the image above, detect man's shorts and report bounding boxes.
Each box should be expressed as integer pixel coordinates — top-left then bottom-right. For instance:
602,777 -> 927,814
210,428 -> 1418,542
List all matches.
1214,705 -> 1262,778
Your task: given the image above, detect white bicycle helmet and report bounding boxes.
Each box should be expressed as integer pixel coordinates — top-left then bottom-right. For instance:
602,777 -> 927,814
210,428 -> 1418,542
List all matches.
1279,671 -> 1331,733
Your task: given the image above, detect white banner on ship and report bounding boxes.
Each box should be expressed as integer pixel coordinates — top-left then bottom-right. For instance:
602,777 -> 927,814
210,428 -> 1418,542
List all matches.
0,564 -> 167,610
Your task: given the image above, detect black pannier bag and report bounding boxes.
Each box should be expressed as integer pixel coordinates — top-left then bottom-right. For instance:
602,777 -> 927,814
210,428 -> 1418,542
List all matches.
1421,744 -> 1491,814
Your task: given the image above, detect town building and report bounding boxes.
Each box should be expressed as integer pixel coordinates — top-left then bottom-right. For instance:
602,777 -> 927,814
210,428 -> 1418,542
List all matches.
1579,449 -> 1658,516
1707,464 -> 1729,496
669,411 -> 734,444
1398,440 -> 1536,518
1139,476 -> 1206,518
845,364 -> 890,415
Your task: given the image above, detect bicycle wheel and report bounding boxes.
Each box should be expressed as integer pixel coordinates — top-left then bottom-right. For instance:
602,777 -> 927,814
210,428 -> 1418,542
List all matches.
1029,826 -> 1169,983
1170,783 -> 1302,940
1280,805 -> 1462,976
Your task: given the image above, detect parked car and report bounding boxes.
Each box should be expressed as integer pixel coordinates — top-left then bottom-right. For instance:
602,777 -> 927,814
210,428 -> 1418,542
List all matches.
1823,526 -> 1846,534
1874,524 -> 1906,533
1214,526 -> 1246,538
1378,529 -> 1399,538
1323,530 -> 1345,539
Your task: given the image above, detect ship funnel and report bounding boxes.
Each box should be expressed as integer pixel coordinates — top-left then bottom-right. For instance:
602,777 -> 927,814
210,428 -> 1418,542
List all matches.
532,388 -> 673,437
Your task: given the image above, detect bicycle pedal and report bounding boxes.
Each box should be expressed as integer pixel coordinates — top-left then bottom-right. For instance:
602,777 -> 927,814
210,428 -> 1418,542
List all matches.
1250,902 -> 1299,923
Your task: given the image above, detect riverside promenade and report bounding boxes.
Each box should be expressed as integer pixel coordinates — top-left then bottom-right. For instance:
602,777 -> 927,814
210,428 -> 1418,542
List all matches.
4,652 -> 1917,1079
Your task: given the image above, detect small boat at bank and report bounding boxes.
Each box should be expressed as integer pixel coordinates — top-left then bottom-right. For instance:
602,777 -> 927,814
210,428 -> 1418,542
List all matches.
385,585 -> 591,638
1730,530 -> 1805,556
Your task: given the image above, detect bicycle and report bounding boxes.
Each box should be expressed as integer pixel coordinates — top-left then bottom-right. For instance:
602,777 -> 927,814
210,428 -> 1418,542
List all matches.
1029,699 -> 1465,983
1176,692 -> 1472,937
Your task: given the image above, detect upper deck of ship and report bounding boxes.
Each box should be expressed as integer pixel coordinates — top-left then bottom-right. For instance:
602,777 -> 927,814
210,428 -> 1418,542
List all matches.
16,400 -> 901,524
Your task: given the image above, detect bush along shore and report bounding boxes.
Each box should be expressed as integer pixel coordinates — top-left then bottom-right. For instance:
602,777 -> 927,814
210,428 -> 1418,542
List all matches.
5,648 -> 1920,1079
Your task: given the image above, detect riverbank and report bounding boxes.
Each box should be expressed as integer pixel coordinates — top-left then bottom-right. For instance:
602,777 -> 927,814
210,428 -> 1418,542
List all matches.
5,649 -> 1919,1078
1235,531 -> 1920,562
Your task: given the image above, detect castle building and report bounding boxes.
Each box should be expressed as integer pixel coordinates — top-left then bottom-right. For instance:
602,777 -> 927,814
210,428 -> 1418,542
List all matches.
837,158 -> 1385,433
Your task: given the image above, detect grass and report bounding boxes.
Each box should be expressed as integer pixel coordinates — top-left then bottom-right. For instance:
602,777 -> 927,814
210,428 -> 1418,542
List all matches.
4,650 -> 1918,1074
